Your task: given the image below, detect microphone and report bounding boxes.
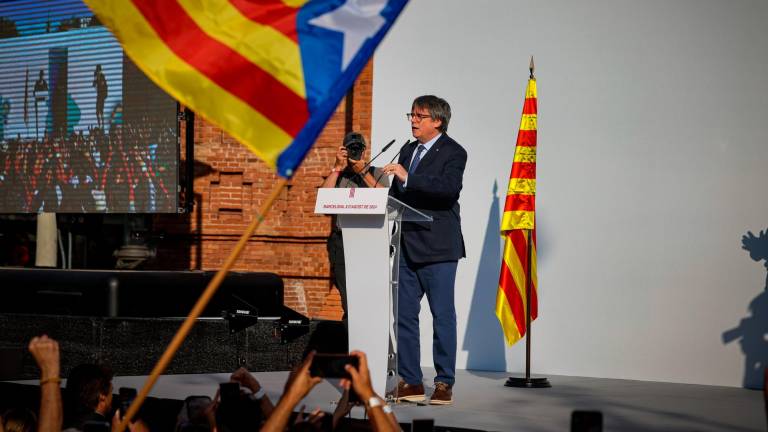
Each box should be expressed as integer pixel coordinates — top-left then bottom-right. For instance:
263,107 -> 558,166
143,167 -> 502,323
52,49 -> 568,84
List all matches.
374,139 -> 412,186
356,139 -> 396,176
380,138 -> 397,154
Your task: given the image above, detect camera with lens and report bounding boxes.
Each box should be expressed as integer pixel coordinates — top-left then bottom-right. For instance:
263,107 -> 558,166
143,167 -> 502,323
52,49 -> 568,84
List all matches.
343,132 -> 366,161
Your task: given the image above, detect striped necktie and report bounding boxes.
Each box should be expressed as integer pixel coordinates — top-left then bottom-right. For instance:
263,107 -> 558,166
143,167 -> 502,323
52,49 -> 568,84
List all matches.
409,144 -> 426,174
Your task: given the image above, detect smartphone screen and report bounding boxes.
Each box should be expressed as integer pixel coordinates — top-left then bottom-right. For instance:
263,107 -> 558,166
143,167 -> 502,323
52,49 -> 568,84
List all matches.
118,387 -> 137,421
220,382 -> 240,403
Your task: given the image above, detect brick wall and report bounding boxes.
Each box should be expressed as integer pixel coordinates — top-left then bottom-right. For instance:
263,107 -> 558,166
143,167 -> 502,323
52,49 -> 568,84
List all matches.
152,61 -> 374,321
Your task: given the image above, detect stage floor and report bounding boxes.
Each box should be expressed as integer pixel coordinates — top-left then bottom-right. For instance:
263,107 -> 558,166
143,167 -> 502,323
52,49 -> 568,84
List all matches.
13,368 -> 765,431
99,369 -> 768,431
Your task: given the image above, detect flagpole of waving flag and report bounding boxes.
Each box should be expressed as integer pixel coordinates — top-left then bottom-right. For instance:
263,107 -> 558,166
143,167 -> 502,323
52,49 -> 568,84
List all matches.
81,1 -> 412,429
117,177 -> 289,432
497,57 -> 551,389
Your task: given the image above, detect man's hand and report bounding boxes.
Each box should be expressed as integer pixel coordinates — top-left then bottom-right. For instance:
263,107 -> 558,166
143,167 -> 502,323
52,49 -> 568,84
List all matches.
340,351 -> 375,401
334,146 -> 349,171
230,367 -> 261,393
382,163 -> 407,183
349,158 -> 367,174
28,335 -> 60,381
293,405 -> 325,428
283,351 -> 323,403
112,410 -> 150,432
30,334 -> 63,432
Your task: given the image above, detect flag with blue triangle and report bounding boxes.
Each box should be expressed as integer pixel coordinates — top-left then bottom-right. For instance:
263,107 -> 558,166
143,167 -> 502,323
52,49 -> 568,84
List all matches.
84,0 -> 409,177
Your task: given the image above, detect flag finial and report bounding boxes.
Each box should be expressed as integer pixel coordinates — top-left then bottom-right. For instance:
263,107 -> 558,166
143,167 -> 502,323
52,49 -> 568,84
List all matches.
529,56 -> 535,79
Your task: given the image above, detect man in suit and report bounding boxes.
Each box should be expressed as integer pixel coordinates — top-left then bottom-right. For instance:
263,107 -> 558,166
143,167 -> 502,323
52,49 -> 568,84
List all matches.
383,95 -> 466,405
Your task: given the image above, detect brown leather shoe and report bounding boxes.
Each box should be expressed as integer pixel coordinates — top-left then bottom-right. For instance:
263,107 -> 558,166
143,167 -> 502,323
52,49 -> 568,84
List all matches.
393,380 -> 425,402
430,382 -> 453,405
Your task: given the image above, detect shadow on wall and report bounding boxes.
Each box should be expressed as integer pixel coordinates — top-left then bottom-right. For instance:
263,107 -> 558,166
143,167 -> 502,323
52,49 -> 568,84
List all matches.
463,181 -> 506,371
722,229 -> 768,389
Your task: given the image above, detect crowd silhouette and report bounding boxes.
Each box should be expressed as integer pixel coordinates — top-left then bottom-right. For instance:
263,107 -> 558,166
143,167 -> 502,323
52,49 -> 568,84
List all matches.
0,114 -> 176,213
1,335 -> 402,432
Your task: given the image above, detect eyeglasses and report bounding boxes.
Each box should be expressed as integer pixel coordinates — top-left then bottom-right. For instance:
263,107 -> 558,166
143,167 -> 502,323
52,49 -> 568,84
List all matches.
406,112 -> 431,121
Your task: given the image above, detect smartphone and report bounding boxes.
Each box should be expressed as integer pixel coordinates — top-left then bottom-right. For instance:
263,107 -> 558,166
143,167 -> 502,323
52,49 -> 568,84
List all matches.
309,353 -> 359,379
118,387 -> 137,421
571,410 -> 602,432
220,382 -> 240,404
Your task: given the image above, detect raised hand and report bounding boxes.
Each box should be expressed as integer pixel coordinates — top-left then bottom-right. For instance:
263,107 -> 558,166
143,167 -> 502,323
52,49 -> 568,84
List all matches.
230,366 -> 261,392
340,350 -> 375,401
28,334 -> 59,381
334,146 -> 349,171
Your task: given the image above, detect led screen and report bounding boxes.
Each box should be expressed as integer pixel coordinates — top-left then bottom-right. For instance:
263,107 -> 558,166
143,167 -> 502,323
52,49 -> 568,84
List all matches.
0,0 -> 178,213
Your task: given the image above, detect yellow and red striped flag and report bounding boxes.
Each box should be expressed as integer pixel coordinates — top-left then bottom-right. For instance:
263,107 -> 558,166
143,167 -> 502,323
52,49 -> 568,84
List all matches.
496,76 -> 538,346
83,0 -> 409,177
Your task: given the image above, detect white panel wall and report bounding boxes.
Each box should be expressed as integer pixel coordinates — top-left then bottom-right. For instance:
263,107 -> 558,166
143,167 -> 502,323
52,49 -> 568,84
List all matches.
371,0 -> 768,388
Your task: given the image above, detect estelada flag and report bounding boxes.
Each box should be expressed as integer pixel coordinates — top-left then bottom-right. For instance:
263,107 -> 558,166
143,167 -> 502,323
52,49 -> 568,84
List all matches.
496,76 -> 538,346
84,0 -> 409,177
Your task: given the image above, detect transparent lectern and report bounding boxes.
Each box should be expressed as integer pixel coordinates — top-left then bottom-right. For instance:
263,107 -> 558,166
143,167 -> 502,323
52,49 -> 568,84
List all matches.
314,188 -> 432,398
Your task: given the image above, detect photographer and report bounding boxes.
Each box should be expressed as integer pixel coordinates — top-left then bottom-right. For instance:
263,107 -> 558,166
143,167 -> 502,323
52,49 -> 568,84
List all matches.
321,132 -> 389,320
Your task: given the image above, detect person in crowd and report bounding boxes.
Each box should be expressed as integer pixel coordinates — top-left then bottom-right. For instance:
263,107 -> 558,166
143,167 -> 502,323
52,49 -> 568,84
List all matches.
383,95 -> 467,405
110,410 -> 149,432
1,408 -> 37,432
341,351 -> 400,432
260,352 -> 323,432
63,363 -> 113,430
260,350 -> 402,432
321,132 -> 389,320
27,335 -> 62,432
175,394 -> 217,432
229,367 -> 275,420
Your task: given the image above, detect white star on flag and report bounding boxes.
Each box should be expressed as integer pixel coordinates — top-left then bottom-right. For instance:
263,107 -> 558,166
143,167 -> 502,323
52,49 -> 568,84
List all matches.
309,0 -> 388,70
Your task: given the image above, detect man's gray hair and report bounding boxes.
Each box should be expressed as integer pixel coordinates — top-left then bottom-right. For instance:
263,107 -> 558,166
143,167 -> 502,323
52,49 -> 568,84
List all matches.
412,95 -> 451,133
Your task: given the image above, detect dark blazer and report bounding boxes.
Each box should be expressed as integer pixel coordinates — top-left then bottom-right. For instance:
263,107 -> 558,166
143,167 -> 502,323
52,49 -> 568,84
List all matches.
389,134 -> 467,263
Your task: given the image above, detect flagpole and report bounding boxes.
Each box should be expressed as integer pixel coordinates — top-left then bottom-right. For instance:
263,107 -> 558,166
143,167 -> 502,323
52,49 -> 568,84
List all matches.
116,177 -> 290,432
505,229 -> 550,388
505,57 -> 550,389
526,229 -> 531,380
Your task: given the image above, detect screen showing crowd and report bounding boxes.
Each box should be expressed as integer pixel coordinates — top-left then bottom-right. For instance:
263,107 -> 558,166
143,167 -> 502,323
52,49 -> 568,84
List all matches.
0,0 -> 178,213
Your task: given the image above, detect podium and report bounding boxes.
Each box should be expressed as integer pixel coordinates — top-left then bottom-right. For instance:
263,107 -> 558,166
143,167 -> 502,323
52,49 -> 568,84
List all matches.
315,188 -> 431,397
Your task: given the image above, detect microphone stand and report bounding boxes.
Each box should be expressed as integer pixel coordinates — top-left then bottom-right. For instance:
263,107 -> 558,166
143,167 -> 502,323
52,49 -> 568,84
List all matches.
373,139 -> 411,187
351,139 -> 397,188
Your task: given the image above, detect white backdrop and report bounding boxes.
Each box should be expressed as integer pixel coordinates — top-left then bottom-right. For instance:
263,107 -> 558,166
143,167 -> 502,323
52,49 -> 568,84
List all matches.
371,0 -> 768,388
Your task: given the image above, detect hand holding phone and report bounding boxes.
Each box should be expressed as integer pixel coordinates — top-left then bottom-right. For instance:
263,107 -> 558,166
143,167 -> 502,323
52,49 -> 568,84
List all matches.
219,382 -> 240,403
309,353 -> 359,379
118,387 -> 137,421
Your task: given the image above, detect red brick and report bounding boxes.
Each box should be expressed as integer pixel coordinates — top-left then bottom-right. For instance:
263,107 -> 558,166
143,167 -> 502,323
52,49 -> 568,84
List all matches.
152,61 -> 374,320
